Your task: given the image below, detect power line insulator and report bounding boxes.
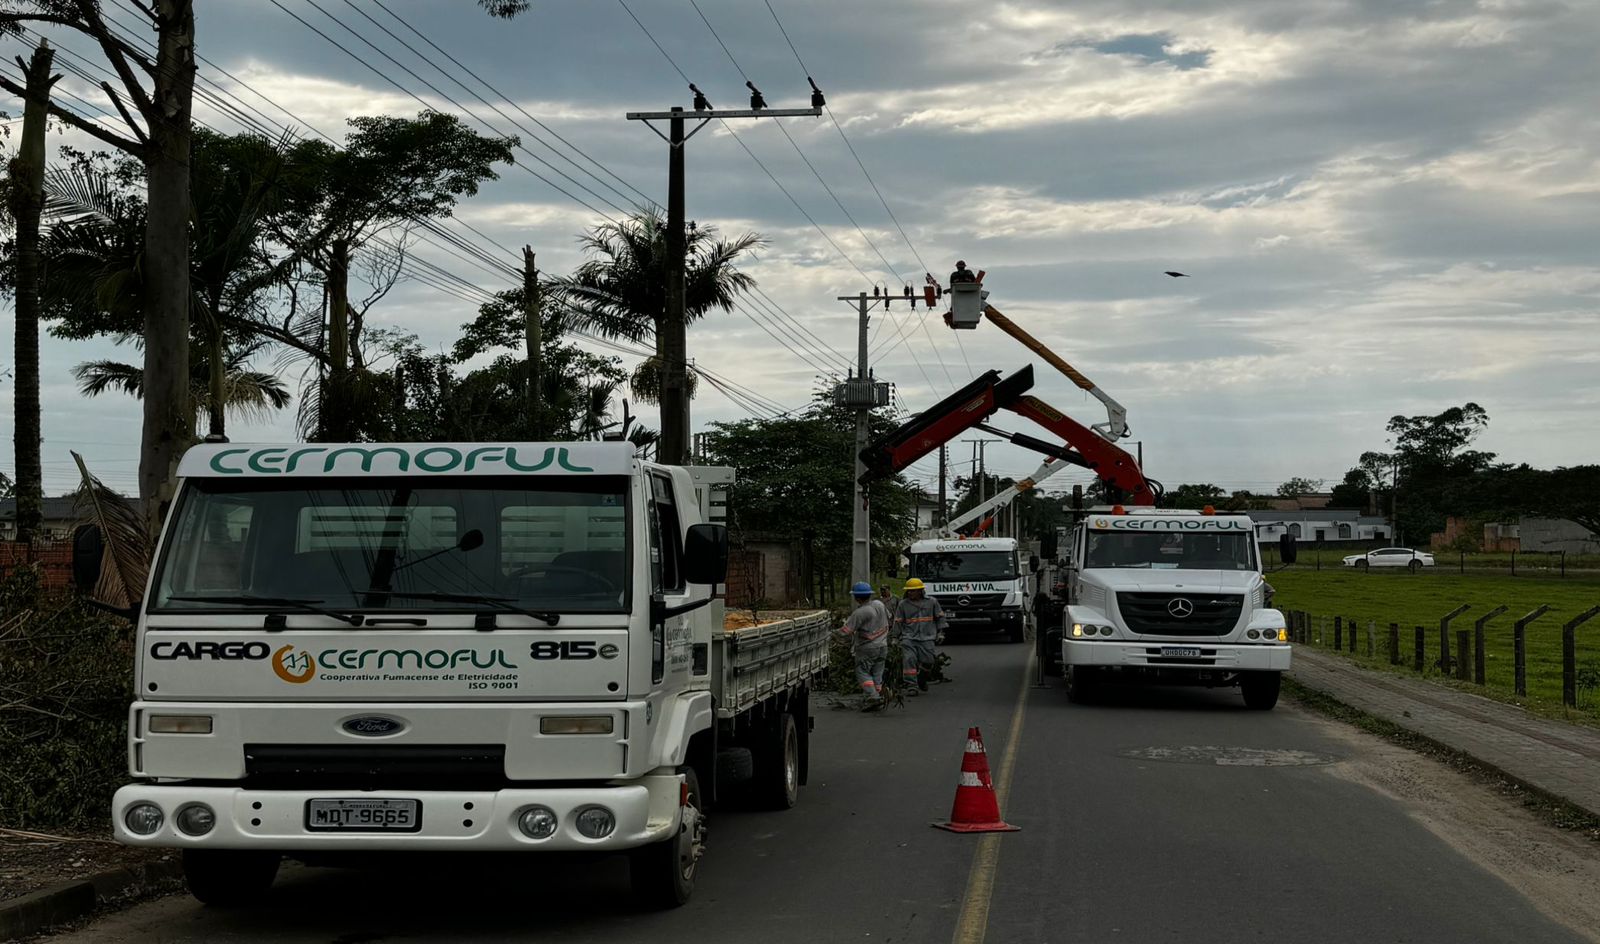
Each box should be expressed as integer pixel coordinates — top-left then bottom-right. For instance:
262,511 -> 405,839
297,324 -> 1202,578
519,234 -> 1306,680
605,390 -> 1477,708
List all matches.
746,80 -> 767,109
808,76 -> 825,108
690,83 -> 711,111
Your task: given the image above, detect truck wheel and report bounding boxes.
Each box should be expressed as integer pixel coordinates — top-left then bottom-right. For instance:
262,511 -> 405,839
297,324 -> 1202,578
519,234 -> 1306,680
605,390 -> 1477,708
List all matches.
1240,672 -> 1281,710
1006,621 -> 1025,644
752,711 -> 800,810
182,849 -> 279,907
1041,631 -> 1064,677
1065,666 -> 1099,704
631,767 -> 705,909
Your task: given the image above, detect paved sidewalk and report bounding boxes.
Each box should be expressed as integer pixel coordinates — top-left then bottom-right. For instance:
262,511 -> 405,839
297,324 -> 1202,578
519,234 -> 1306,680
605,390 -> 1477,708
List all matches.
1290,647 -> 1600,819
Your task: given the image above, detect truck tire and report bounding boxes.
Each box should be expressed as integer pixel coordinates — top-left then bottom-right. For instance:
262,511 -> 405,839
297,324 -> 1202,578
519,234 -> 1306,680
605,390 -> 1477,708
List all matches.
182,849 -> 279,907
1006,620 -> 1025,644
630,767 -> 704,909
1240,671 -> 1281,710
752,710 -> 800,810
1041,630 -> 1064,677
1065,666 -> 1099,704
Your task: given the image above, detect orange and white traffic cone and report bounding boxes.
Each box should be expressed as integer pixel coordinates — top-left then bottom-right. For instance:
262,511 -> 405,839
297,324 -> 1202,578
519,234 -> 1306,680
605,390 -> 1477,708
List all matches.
932,726 -> 1020,833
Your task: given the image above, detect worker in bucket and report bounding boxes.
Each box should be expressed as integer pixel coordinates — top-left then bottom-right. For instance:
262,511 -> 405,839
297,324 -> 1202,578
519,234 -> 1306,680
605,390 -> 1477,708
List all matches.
840,582 -> 890,710
949,260 -> 978,284
894,578 -> 947,693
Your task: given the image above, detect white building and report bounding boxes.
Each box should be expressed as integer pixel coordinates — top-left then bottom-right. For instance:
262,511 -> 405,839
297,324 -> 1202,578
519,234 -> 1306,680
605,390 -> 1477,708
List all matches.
1247,509 -> 1391,544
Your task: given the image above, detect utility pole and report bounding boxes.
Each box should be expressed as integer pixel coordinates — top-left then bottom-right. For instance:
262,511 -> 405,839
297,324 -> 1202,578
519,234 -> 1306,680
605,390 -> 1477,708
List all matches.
627,97 -> 821,465
835,292 -> 891,585
961,438 -> 997,531
522,247 -> 543,439
938,445 -> 948,528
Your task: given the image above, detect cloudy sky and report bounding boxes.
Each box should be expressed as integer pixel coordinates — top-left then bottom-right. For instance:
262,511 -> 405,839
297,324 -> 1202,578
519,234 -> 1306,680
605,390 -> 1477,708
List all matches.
3,0 -> 1598,499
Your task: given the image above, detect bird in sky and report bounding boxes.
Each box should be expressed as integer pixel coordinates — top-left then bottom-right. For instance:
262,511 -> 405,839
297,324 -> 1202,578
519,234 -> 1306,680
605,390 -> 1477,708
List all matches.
1164,271 -> 1189,278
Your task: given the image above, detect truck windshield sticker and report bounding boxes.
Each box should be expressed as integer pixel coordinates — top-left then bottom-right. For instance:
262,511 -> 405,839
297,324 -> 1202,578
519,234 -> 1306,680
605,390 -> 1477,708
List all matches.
1089,517 -> 1250,532
206,445 -> 595,476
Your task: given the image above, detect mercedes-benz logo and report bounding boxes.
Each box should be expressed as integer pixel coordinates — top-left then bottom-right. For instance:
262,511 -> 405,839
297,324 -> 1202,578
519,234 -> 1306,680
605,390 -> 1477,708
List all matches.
958,596 -> 971,607
1167,598 -> 1195,618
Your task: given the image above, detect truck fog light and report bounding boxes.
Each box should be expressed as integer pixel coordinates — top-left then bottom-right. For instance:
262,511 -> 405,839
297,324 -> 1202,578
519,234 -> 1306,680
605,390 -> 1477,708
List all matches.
124,802 -> 164,836
1247,630 -> 1260,639
175,803 -> 216,836
575,806 -> 616,839
1098,626 -> 1113,636
148,714 -> 213,734
517,806 -> 558,839
540,716 -> 614,735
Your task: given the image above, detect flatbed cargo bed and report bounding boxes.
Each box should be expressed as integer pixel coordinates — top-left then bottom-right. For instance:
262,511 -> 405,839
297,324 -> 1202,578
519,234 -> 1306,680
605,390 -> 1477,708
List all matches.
713,608 -> 830,718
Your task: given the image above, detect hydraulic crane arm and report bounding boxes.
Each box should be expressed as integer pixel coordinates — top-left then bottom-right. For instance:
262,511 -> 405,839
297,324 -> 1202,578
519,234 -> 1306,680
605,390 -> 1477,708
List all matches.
859,365 -> 1158,506
981,306 -> 1129,442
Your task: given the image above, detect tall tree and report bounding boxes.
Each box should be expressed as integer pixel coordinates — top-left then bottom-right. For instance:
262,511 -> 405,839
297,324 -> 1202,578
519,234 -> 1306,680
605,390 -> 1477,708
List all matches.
558,212 -> 762,408
1275,476 -> 1325,498
1166,483 -> 1227,510
5,41 -> 58,542
269,111 -> 515,440
1,1 -> 197,530
70,343 -> 291,435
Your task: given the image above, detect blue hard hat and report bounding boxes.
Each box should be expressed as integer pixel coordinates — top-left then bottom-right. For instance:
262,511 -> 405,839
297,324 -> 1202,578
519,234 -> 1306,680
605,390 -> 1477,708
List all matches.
851,581 -> 872,597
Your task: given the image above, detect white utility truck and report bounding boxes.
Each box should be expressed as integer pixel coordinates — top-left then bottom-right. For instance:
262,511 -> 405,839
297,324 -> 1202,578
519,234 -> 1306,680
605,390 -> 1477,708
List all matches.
1052,507 -> 1290,709
83,442 -> 828,908
905,536 -> 1031,642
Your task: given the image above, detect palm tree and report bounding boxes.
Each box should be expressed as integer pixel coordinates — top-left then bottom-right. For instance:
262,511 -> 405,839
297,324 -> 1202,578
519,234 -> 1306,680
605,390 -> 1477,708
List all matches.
72,342 -> 291,438
557,212 -> 763,404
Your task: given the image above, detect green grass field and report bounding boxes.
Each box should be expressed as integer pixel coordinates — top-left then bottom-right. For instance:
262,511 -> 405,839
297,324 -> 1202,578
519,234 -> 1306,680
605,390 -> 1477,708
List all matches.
1269,568 -> 1600,722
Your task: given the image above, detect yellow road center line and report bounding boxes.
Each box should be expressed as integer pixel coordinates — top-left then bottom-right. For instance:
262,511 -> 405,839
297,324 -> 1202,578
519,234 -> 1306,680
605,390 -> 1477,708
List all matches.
951,649 -> 1035,944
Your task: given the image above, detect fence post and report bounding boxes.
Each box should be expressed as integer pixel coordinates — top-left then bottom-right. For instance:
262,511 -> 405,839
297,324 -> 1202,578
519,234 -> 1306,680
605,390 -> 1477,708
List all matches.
1459,551 -> 1465,575
1439,604 -> 1470,676
1511,550 -> 1517,577
1474,605 -> 1508,685
1561,606 -> 1600,707
1414,626 -> 1426,673
1367,619 -> 1375,658
1349,616 -> 1358,653
1317,615 -> 1324,646
1334,616 -> 1343,651
1513,605 -> 1551,697
1389,623 -> 1400,665
1560,550 -> 1566,579
1455,630 -> 1470,680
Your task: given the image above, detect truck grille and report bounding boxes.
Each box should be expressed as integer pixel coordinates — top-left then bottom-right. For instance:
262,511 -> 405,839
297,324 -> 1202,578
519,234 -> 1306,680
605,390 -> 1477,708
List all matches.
931,592 -> 1005,610
243,744 -> 506,789
1117,593 -> 1243,636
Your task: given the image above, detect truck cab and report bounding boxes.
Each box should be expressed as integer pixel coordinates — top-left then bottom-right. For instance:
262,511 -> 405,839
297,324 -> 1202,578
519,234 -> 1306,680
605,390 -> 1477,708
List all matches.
905,536 -> 1031,642
1053,507 -> 1290,709
88,442 -> 821,909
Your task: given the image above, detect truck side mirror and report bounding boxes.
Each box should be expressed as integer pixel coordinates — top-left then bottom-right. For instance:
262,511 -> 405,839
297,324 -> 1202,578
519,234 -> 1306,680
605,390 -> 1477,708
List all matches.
1279,533 -> 1298,565
1029,554 -> 1041,574
683,523 -> 729,584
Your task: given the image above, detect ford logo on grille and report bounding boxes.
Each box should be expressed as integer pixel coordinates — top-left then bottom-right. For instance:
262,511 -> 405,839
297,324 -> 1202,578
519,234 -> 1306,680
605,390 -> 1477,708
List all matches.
1167,598 -> 1195,619
342,716 -> 405,737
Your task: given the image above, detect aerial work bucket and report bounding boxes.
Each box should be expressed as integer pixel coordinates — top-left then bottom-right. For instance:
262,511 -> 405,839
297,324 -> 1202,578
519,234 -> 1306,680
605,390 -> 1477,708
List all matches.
948,282 -> 987,329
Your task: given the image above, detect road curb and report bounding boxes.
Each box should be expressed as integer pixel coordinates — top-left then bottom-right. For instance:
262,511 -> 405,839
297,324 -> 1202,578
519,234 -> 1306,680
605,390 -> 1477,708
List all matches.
1284,675 -> 1600,828
0,859 -> 183,941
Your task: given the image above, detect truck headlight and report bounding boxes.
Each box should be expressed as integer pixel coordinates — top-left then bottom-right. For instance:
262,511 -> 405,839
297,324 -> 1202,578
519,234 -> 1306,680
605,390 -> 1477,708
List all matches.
175,803 -> 216,836
124,802 -> 164,836
1277,628 -> 1288,642
1098,626 -> 1113,636
1247,630 -> 1260,639
575,806 -> 615,839
1072,624 -> 1085,637
517,806 -> 558,839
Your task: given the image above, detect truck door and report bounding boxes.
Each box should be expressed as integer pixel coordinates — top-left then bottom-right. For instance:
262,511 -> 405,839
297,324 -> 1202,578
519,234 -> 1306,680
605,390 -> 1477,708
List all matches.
648,473 -> 693,681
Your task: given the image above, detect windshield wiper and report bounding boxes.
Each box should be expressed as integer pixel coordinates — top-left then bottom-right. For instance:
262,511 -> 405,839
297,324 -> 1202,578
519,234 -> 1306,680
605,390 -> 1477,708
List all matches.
365,590 -> 560,627
165,594 -> 364,626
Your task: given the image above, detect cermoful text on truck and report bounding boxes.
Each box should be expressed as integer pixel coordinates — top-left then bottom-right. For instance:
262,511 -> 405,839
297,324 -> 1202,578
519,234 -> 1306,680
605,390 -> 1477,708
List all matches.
1044,506 -> 1291,709
81,442 -> 828,908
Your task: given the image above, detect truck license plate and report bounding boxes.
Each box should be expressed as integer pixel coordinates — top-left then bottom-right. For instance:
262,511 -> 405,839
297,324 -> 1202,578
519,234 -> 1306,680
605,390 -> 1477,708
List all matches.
1160,647 -> 1202,658
306,798 -> 421,831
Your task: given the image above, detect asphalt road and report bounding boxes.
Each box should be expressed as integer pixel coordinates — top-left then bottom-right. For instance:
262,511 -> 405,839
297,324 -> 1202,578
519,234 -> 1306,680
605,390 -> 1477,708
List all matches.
51,642 -> 1591,944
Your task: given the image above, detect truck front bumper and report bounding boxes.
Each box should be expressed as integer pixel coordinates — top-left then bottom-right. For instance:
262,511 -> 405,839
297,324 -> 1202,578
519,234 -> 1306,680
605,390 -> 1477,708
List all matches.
112,775 -> 683,852
943,608 -> 1024,628
1062,639 -> 1291,672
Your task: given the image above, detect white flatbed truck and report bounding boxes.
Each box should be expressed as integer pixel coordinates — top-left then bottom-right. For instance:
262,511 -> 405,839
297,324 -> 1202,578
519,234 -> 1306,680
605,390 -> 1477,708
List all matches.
79,442 -> 828,908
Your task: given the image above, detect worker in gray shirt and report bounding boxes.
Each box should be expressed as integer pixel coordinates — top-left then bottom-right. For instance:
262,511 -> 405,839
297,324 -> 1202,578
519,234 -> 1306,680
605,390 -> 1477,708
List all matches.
894,578 -> 947,693
841,582 -> 889,710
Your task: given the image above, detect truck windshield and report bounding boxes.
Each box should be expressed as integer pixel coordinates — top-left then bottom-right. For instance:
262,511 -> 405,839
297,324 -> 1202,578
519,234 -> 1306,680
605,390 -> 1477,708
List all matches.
911,551 -> 1018,583
151,476 -> 629,615
1085,531 -> 1255,571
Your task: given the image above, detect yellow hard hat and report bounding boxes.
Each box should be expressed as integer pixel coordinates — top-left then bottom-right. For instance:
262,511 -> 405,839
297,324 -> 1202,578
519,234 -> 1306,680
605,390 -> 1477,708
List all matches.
903,578 -> 925,592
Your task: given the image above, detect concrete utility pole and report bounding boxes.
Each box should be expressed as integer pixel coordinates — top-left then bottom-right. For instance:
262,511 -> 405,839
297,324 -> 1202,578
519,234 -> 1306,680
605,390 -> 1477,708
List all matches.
961,438 -> 997,531
626,101 -> 820,465
938,445 -> 948,528
835,292 -> 892,585
522,247 -> 543,439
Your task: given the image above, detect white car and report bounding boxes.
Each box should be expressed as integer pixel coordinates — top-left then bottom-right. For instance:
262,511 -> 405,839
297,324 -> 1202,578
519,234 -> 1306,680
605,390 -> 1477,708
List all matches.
1343,548 -> 1435,570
